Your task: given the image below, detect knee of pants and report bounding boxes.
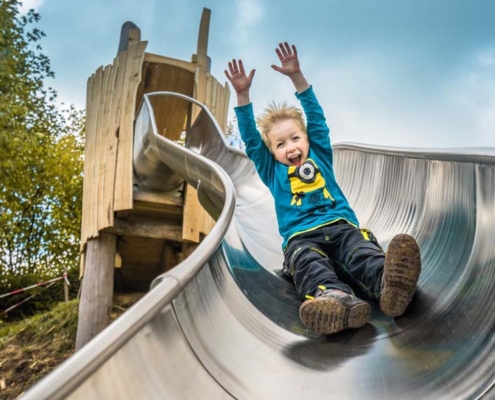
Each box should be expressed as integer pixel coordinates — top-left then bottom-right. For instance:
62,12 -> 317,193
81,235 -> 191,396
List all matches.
359,228 -> 384,253
346,242 -> 383,267
283,244 -> 328,277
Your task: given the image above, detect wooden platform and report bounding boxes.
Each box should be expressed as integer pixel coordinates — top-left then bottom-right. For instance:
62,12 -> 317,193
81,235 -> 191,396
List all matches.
79,9 -> 229,291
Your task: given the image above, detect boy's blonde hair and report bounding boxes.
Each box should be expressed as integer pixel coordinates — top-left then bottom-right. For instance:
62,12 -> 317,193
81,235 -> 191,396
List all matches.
256,102 -> 307,150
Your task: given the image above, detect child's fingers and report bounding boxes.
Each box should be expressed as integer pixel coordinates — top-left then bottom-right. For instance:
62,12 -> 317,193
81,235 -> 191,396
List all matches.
248,69 -> 256,80
276,42 -> 297,60
292,44 -> 298,57
283,42 -> 292,55
278,42 -> 289,58
239,59 -> 245,75
224,69 -> 232,81
227,59 -> 243,75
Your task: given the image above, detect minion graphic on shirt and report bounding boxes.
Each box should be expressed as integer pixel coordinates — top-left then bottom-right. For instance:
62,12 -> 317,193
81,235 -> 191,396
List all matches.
288,159 -> 335,212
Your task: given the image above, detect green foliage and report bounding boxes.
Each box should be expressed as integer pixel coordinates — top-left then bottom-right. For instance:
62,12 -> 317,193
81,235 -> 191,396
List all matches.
0,1 -> 84,319
225,116 -> 244,150
0,300 -> 79,398
0,299 -> 79,346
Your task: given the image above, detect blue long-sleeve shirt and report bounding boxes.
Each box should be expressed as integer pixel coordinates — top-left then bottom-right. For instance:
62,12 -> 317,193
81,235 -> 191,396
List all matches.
235,86 -> 359,249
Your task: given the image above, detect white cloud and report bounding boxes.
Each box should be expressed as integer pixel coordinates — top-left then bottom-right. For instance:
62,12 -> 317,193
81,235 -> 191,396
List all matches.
234,0 -> 264,46
448,48 -> 495,147
18,0 -> 44,14
300,48 -> 495,149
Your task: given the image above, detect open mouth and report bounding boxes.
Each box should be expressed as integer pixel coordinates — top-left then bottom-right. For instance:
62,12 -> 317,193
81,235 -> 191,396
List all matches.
289,155 -> 302,166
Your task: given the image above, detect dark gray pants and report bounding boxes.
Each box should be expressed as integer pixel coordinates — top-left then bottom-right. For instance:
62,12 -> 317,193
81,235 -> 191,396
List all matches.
283,221 -> 384,300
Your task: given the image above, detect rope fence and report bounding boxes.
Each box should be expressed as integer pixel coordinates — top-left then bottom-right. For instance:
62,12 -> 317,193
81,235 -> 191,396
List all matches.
0,273 -> 71,315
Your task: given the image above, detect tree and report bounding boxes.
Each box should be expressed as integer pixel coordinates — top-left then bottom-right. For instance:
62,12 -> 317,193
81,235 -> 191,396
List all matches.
225,116 -> 245,150
0,0 -> 84,318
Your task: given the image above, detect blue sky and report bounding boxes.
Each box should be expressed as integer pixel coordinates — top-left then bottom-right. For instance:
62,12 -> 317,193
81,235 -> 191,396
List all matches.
20,0 -> 495,148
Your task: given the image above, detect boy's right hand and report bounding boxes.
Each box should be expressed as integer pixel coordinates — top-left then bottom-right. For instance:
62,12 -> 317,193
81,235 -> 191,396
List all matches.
224,59 -> 256,95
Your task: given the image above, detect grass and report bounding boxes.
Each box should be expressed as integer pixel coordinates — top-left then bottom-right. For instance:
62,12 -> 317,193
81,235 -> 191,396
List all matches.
0,293 -> 144,399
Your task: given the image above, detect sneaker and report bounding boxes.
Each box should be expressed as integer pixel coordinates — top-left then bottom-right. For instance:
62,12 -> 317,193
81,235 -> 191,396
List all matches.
299,288 -> 371,335
380,234 -> 422,317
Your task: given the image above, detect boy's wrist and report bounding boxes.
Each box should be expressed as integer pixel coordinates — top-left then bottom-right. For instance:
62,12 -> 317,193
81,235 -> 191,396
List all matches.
289,71 -> 304,81
236,90 -> 251,106
290,72 -> 310,93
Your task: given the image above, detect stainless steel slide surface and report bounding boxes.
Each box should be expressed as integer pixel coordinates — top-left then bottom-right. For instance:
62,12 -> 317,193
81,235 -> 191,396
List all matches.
23,93 -> 495,399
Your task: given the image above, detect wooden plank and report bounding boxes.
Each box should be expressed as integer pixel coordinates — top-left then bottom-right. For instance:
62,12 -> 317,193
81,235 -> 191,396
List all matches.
210,75 -> 218,116
205,73 -> 212,112
90,67 -> 108,239
195,8 -> 210,69
218,81 -> 228,131
80,75 -> 93,249
203,73 -> 230,132
80,74 -> 95,254
114,41 -> 148,212
100,52 -> 128,230
96,61 -> 117,231
222,83 -> 231,131
181,67 -> 229,240
191,67 -> 228,237
117,23 -> 141,54
135,63 -> 194,141
133,190 -> 183,207
102,218 -> 183,242
133,189 -> 183,219
84,67 -> 104,241
209,76 -> 230,132
182,66 -> 209,243
201,205 -> 215,236
118,236 -> 165,265
95,65 -> 112,233
144,53 -> 196,72
216,80 -> 226,131
194,67 -> 207,103
182,184 -> 200,242
128,28 -> 141,46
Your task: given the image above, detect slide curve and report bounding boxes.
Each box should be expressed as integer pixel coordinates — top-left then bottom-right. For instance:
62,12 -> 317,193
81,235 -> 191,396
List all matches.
23,92 -> 495,400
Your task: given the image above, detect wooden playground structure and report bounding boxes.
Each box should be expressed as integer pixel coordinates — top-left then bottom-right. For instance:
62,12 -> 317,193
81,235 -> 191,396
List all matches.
76,9 -> 230,350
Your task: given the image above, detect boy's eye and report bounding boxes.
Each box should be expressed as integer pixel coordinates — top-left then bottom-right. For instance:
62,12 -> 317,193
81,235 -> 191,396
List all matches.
276,143 -> 284,148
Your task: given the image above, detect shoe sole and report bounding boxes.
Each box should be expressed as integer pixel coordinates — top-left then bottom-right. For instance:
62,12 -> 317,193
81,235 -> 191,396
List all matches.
380,234 -> 421,317
299,297 -> 371,335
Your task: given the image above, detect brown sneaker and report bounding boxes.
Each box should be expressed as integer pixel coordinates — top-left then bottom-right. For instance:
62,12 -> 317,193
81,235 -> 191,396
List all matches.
299,288 -> 371,335
380,234 -> 422,317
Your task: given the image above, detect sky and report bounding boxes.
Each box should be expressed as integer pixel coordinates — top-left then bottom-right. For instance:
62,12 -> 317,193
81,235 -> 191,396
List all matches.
19,0 -> 495,149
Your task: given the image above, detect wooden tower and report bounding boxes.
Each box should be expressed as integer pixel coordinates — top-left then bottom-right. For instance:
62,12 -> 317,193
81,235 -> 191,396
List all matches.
76,8 -> 230,350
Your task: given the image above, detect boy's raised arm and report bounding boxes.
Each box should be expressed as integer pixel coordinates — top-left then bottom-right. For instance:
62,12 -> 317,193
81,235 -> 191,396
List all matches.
271,42 -> 309,94
224,59 -> 255,106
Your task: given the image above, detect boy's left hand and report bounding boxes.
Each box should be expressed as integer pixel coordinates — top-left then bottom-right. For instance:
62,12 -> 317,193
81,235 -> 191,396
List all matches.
271,42 -> 301,77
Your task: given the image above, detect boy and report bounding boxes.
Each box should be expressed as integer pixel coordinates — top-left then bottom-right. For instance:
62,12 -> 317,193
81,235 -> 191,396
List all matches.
225,42 -> 421,335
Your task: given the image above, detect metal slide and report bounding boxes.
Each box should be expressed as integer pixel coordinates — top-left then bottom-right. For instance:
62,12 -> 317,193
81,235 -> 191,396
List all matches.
23,93 -> 495,400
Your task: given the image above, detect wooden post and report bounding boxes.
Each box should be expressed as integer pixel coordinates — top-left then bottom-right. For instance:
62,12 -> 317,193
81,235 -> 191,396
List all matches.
117,21 -> 141,55
75,232 -> 116,351
63,266 -> 69,302
182,8 -> 214,243
195,8 -> 211,71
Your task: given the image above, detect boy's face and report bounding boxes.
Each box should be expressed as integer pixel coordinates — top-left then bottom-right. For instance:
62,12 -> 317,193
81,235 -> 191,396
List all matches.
267,119 -> 309,166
